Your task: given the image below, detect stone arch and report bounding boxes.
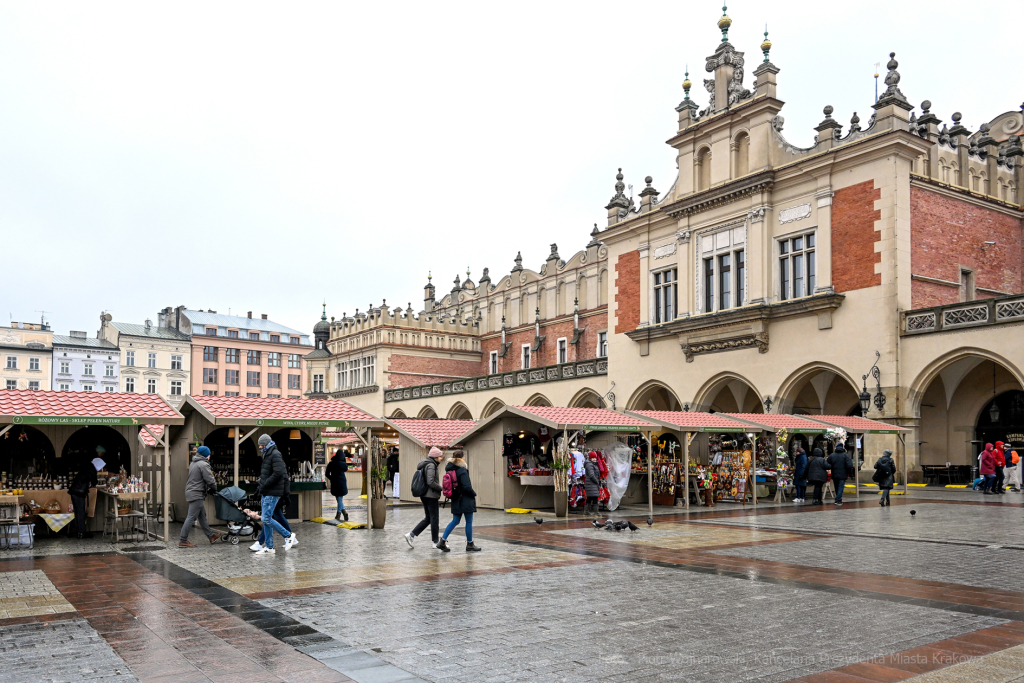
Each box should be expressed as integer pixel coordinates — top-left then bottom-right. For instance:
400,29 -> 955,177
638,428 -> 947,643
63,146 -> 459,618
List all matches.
524,393 -> 552,407
626,380 -> 682,411
576,275 -> 588,310
732,130 -> 750,177
569,387 -> 604,409
417,405 -> 438,419
389,408 -> 408,419
481,398 -> 506,418
598,268 -> 608,306
447,402 -> 473,420
61,425 -> 132,473
908,348 -> 1024,417
774,362 -> 862,415
692,372 -> 763,413
696,145 -> 712,191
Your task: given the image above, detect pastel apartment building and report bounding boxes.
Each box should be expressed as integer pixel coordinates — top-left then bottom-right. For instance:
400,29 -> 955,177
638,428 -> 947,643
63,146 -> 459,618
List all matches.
0,322 -> 53,391
99,313 -> 191,408
52,331 -> 120,392
158,307 -> 311,399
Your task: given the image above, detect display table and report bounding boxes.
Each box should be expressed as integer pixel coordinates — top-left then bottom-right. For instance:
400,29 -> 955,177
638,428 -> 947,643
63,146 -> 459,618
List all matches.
98,490 -> 153,543
519,475 -> 554,486
234,481 -> 325,521
17,489 -> 98,518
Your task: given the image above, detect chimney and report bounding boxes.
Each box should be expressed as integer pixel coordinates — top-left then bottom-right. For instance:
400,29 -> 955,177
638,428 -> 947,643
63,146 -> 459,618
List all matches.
247,311 -> 252,319
70,331 -> 87,339
261,314 -> 268,320
144,319 -> 153,331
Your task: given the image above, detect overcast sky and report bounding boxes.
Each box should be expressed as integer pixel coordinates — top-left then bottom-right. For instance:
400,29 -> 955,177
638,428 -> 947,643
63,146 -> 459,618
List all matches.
2,1 -> 1021,338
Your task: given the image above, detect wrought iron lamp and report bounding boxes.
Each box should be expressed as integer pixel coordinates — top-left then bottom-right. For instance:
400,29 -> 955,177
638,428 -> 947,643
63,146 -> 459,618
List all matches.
861,351 -> 886,413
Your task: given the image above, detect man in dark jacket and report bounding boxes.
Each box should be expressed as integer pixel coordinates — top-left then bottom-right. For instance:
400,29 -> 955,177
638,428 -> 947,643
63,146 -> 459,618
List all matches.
806,448 -> 829,505
406,447 -> 444,548
255,434 -> 295,554
179,447 -> 222,547
325,450 -> 349,521
69,452 -> 101,539
436,454 -> 481,552
826,443 -> 855,505
583,452 -> 601,516
874,450 -> 896,506
793,447 -> 808,503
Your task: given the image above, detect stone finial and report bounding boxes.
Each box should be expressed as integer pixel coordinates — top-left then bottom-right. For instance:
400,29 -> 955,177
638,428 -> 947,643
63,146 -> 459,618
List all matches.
823,105 -> 834,119
921,100 -> 932,114
760,26 -> 771,63
479,267 -> 490,284
917,100 -> 940,130
587,223 -> 602,248
512,251 -> 523,272
873,52 -> 911,110
639,176 -> 659,199
605,168 -> 631,210
976,122 -> 997,149
948,111 -> 971,137
547,244 -> 560,261
815,105 -> 842,135
849,112 -> 861,133
452,274 -> 461,293
676,68 -> 700,114
717,4 -> 732,43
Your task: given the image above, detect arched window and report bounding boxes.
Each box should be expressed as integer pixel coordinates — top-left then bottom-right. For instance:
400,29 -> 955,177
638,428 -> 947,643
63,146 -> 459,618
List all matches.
696,147 -> 712,191
733,133 -> 749,177
598,269 -> 608,306
538,287 -> 547,320
577,276 -> 588,311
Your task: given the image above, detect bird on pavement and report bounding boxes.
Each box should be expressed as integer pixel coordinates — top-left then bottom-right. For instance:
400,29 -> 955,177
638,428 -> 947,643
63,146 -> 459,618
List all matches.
626,521 -> 639,533
534,517 -> 544,525
646,517 -> 653,527
612,521 -> 629,531
591,520 -> 603,529
910,510 -> 916,516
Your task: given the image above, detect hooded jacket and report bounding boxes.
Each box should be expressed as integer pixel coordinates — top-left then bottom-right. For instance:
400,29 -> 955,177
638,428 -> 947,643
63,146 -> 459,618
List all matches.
994,442 -> 1006,468
874,454 -> 896,490
325,452 -> 349,497
185,454 -> 217,503
416,458 -> 443,499
794,450 -> 808,485
259,444 -> 288,498
980,445 -> 996,476
583,459 -> 601,498
806,449 -> 829,484
826,445 -> 855,481
69,462 -> 98,497
446,459 -> 477,515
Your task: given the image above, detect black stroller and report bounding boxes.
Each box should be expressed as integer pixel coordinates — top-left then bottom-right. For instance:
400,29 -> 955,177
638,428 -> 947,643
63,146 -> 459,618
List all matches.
215,486 -> 262,545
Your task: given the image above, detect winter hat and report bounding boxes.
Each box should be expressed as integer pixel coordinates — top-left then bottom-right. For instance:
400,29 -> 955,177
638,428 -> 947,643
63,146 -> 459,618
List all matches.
812,448 -> 823,457
197,446 -> 211,457
95,445 -> 106,454
588,451 -> 598,460
835,443 -> 846,452
428,447 -> 443,459
882,449 -> 893,458
258,434 -> 272,448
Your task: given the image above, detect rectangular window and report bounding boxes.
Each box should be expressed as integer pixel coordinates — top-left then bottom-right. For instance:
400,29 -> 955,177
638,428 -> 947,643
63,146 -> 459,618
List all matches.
521,344 -> 531,370
83,362 -> 93,376
125,350 -> 135,367
736,249 -> 745,307
288,354 -> 301,368
5,356 -> 16,369
60,361 -> 70,374
59,383 -> 70,391
247,350 -> 261,365
125,377 -> 135,393
598,331 -> 608,358
704,258 -> 714,312
719,254 -> 732,310
653,268 -> 677,324
171,355 -> 182,370
268,394 -> 280,399
104,364 -> 114,377
268,373 -> 281,388
247,392 -> 260,398
224,391 -> 239,397
29,357 -> 39,371
206,327 -> 217,336
267,352 -> 281,367
779,232 -> 815,300
364,356 -> 375,386
288,395 -> 300,399
270,334 -> 280,343
5,379 -> 16,390
288,374 -> 300,389
203,368 -> 217,384
28,381 -> 39,391
228,330 -> 239,338
489,351 -> 498,374
83,385 -> 93,392
225,369 -> 239,385
249,332 -> 260,341
225,348 -> 239,364
313,374 -> 324,393
104,386 -> 114,392
247,371 -> 260,386
557,338 -> 568,364
203,390 -> 217,396
290,336 -> 301,344
203,346 -> 218,361
170,380 -> 182,396
148,353 -> 157,368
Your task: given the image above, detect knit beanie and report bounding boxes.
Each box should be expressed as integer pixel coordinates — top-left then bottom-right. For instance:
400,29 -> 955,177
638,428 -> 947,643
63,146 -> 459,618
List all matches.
197,446 -> 211,457
258,434 -> 272,448
428,447 -> 443,459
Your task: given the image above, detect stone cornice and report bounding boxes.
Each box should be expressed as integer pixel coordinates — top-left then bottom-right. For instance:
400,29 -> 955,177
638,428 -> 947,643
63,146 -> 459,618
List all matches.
666,94 -> 785,145
659,170 -> 775,219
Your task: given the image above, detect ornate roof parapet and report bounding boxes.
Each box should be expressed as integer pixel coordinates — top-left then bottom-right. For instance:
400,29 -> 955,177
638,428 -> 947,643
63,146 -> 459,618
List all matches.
586,223 -> 603,248
477,267 -> 491,290
511,251 -> 523,272
873,52 -> 911,110
916,100 -> 941,135
813,105 -> 843,145
604,168 -> 634,226
947,111 -> 971,139
639,176 -> 660,212
704,41 -> 751,115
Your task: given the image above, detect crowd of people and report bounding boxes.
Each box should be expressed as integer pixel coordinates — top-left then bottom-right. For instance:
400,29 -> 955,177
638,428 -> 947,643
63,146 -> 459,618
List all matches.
405,447 -> 481,552
790,443 -> 897,506
979,441 -> 1020,494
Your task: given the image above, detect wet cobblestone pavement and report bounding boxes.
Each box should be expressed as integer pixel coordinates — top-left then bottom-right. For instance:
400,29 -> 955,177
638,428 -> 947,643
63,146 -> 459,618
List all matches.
2,494 -> 1024,682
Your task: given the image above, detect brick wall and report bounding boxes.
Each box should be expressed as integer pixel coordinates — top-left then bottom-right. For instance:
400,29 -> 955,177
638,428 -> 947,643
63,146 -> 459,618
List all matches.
479,312 -> 608,375
386,355 -> 480,389
910,185 -> 1023,308
832,180 -> 882,292
615,251 -> 640,333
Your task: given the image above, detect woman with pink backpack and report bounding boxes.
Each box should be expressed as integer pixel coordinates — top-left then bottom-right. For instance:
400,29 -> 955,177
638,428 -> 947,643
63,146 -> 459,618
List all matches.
435,451 -> 482,552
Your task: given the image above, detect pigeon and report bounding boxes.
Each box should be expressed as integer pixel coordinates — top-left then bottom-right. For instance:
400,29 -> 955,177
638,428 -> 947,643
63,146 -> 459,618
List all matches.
612,521 -> 629,531
626,521 -> 639,533
534,517 -> 544,525
646,517 -> 653,527
591,520 -> 603,529
910,510 -> 916,516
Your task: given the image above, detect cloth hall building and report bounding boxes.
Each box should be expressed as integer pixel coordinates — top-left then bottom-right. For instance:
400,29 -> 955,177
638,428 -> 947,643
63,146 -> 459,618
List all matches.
312,14 -> 1023,477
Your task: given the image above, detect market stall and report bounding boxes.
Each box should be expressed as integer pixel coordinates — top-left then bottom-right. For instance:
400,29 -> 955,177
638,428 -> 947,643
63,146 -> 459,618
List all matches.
0,388 -> 184,541
625,411 -> 756,509
800,415 -> 911,495
387,418 -> 477,504
323,433 -> 364,494
456,406 -> 655,515
178,396 -> 382,524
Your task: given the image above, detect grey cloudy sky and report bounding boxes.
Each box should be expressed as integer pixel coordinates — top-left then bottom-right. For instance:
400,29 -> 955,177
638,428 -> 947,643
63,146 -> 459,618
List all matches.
2,1 -> 1021,337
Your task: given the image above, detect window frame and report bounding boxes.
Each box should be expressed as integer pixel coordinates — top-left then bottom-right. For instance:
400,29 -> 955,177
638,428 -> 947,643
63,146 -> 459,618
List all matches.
521,343 -> 532,370
288,354 -> 301,368
267,372 -> 281,388
203,346 -> 218,362
125,350 -> 135,367
778,230 -> 816,301
104,364 -> 114,377
652,267 -> 678,324
557,337 -> 568,365
225,369 -> 239,385
247,350 -> 261,365
246,371 -> 261,387
83,362 -> 93,376
597,331 -> 608,358
29,357 -> 39,371
59,361 -> 70,374
203,368 -> 218,384
170,355 -> 182,370
147,352 -> 157,369
28,381 -> 40,391
5,356 -> 16,370
288,374 -> 300,390
489,350 -> 498,375
267,352 -> 281,367
125,377 -> 135,393
147,378 -> 157,394
170,380 -> 182,396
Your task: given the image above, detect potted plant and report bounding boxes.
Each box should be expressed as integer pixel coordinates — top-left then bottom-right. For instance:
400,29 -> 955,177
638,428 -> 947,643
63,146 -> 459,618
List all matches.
552,440 -> 570,517
369,443 -> 388,529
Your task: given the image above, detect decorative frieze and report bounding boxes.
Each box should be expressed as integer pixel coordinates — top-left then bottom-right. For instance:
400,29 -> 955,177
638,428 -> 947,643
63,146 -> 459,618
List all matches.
901,294 -> 1024,336
778,203 -> 812,224
653,243 -> 677,259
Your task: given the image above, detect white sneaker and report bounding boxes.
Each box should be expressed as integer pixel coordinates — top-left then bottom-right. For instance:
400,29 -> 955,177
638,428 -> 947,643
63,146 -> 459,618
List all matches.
405,532 -> 415,548
249,541 -> 264,552
283,534 -> 297,550
255,546 -> 275,555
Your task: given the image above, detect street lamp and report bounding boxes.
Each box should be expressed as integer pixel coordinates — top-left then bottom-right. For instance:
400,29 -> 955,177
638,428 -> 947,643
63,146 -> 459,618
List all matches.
861,351 -> 886,414
989,401 -> 1000,423
858,383 -> 871,415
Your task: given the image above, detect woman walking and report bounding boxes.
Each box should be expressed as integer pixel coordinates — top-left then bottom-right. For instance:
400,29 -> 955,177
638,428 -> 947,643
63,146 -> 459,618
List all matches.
435,452 -> 482,552
806,448 -> 829,505
980,443 -> 997,495
325,449 -> 349,521
793,446 -> 808,503
874,449 -> 896,506
583,452 -> 601,516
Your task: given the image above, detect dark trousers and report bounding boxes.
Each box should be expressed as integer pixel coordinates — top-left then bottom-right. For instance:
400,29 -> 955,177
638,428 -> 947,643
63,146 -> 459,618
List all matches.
812,483 -> 824,503
71,494 -> 88,535
411,497 -> 440,543
833,479 -> 846,503
995,466 -> 1005,491
880,489 -> 890,504
795,484 -> 806,499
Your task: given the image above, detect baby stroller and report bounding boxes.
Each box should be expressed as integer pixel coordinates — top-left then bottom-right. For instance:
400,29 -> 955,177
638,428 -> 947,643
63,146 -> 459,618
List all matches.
215,486 -> 262,546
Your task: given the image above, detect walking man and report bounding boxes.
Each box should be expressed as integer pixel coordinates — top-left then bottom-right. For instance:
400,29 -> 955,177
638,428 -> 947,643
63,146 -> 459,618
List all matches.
826,443 -> 855,505
1006,446 -> 1021,492
406,447 -> 444,549
179,446 -> 222,547
255,434 -> 297,555
325,448 -> 349,521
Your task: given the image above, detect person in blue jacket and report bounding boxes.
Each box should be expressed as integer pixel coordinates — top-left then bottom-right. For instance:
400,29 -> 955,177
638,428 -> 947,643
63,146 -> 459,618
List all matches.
793,446 -> 808,503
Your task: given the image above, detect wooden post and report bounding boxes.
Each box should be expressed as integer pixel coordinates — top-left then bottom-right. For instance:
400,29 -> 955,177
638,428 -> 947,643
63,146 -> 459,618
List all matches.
233,427 -> 240,487
902,434 -> 908,496
684,431 -> 690,511
163,438 -> 169,543
854,434 -> 860,499
646,430 -> 653,521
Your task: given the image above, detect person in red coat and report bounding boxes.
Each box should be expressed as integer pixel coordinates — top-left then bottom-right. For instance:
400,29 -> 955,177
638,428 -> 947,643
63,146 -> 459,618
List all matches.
980,444 -> 997,495
993,441 -> 1007,494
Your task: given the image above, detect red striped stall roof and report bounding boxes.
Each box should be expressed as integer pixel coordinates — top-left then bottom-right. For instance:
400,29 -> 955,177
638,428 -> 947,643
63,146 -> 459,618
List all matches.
626,410 -> 752,432
139,424 -> 166,446
0,389 -> 183,425
186,395 -> 380,428
723,413 -> 834,433
511,406 -> 654,430
802,415 -> 909,434
387,419 -> 477,448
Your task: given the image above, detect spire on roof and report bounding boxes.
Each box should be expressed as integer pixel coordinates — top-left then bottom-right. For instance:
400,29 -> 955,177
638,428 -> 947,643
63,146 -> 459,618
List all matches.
717,5 -> 731,43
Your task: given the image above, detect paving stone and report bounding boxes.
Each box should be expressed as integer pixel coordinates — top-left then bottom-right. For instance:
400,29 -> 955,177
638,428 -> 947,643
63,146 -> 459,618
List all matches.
0,617 -> 138,682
